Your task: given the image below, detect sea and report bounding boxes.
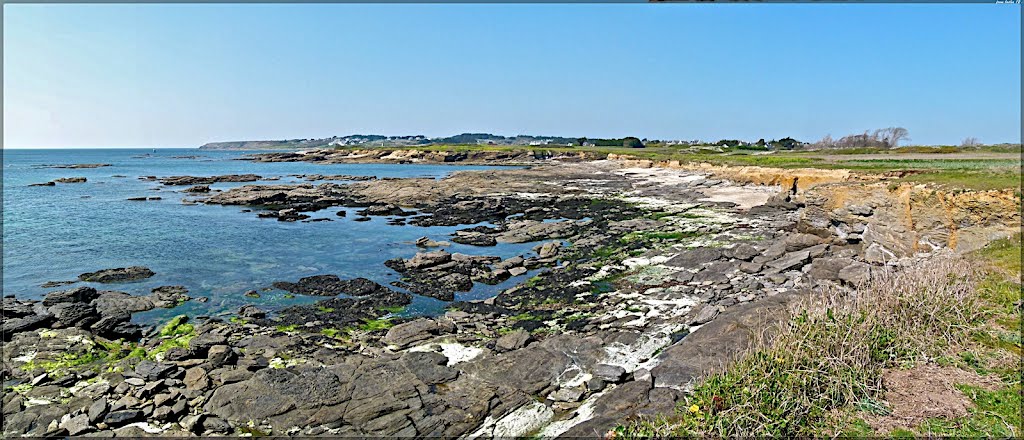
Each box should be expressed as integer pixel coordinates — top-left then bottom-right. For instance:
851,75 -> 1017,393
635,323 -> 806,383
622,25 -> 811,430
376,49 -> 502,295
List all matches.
2,148 -> 539,324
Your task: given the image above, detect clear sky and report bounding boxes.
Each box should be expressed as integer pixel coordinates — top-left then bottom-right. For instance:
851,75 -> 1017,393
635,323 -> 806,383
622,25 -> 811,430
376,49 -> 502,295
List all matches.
3,4 -> 1020,148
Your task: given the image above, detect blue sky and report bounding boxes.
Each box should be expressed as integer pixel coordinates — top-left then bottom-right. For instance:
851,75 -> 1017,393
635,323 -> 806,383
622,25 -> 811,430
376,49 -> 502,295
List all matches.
3,4 -> 1020,148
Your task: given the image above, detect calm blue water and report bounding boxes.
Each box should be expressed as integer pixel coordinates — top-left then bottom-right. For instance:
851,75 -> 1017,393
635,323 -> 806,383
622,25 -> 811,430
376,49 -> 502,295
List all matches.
2,148 -> 536,323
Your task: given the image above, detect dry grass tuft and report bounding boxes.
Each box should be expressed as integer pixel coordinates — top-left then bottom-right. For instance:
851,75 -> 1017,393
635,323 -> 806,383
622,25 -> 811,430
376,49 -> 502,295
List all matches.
615,257 -> 986,437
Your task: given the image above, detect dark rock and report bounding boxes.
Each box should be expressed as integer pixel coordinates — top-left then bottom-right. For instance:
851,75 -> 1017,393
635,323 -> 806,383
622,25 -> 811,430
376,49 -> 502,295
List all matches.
727,243 -> 760,261
2,314 -> 52,339
665,247 -> 722,268
586,377 -> 607,392
135,360 -> 175,381
88,397 -> 108,423
272,275 -> 397,297
838,262 -> 871,285
692,261 -> 738,283
40,280 -> 76,288
687,304 -> 719,325
238,305 -> 265,319
592,364 -> 627,383
48,302 -> 98,328
765,250 -> 811,273
383,319 -> 442,348
54,177 -> 87,183
784,233 -> 825,252
61,414 -> 91,435
206,345 -> 236,368
163,347 -> 191,361
48,163 -> 110,169
451,232 -> 497,246
188,332 -> 228,356
494,329 -> 531,352
400,351 -> 458,385
184,367 -> 209,390
806,257 -> 855,281
159,174 -> 262,186
651,292 -> 800,389
2,297 -> 36,318
200,416 -> 231,434
403,250 -> 452,270
103,409 -> 142,426
150,286 -> 190,306
78,266 -> 155,283
42,286 -> 99,306
183,185 -> 211,193
358,204 -> 412,216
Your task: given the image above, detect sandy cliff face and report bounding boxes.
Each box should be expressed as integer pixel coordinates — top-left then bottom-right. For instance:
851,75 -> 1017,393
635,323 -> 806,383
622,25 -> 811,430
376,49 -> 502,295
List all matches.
606,155 -> 859,191
607,155 -> 1019,259
797,183 -> 1019,260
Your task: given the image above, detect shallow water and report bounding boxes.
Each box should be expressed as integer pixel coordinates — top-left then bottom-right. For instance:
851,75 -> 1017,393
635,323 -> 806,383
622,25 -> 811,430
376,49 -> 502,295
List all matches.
2,148 -> 535,323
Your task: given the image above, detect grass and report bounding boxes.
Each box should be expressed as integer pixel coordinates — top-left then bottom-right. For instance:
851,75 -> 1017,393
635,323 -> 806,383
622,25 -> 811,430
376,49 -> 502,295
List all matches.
275,324 -> 299,333
360,143 -> 1022,191
320,327 -> 348,339
616,234 -> 1022,438
508,312 -> 541,322
621,230 -> 700,244
916,385 -> 1021,436
358,318 -> 394,332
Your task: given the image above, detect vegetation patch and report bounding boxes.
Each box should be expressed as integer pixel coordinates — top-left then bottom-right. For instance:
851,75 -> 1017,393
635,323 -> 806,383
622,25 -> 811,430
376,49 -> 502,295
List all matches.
616,243 -> 1020,437
358,318 -> 393,332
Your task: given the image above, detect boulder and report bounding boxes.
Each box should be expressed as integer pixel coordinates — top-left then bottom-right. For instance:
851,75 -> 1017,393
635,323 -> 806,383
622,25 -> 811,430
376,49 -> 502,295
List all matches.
687,304 -> 719,326
727,243 -> 760,261
135,360 -> 175,381
494,329 -> 531,352
104,410 -> 142,426
47,302 -> 98,328
534,241 -> 561,259
405,251 -> 452,270
383,319 -> 441,348
238,305 -> 265,319
765,250 -> 811,273
838,262 -> 871,285
184,367 -> 209,391
806,257 -> 856,281
784,233 -> 824,252
42,286 -> 99,306
592,364 -> 627,383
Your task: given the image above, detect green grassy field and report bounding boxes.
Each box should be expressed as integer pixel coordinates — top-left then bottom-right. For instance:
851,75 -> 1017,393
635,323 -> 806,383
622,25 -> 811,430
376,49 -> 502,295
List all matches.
335,143 -> 1022,191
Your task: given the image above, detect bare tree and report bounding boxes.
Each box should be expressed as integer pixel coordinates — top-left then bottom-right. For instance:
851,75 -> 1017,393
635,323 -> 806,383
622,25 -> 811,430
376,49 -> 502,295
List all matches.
876,127 -> 910,148
813,134 -> 835,149
961,137 -> 981,147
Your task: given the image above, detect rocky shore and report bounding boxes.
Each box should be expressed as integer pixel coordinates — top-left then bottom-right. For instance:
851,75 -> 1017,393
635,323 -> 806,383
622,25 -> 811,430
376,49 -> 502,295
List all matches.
3,155 -> 1018,437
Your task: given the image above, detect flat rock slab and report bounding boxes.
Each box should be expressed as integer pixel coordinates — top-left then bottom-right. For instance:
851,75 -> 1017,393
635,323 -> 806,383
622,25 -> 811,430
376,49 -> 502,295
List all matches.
650,291 -> 801,390
78,266 -> 155,283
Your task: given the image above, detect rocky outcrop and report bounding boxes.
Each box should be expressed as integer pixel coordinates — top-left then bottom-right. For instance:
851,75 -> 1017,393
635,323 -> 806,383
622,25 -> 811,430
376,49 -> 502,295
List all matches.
78,266 -> 155,283
158,174 -> 263,186
799,183 -> 1020,258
